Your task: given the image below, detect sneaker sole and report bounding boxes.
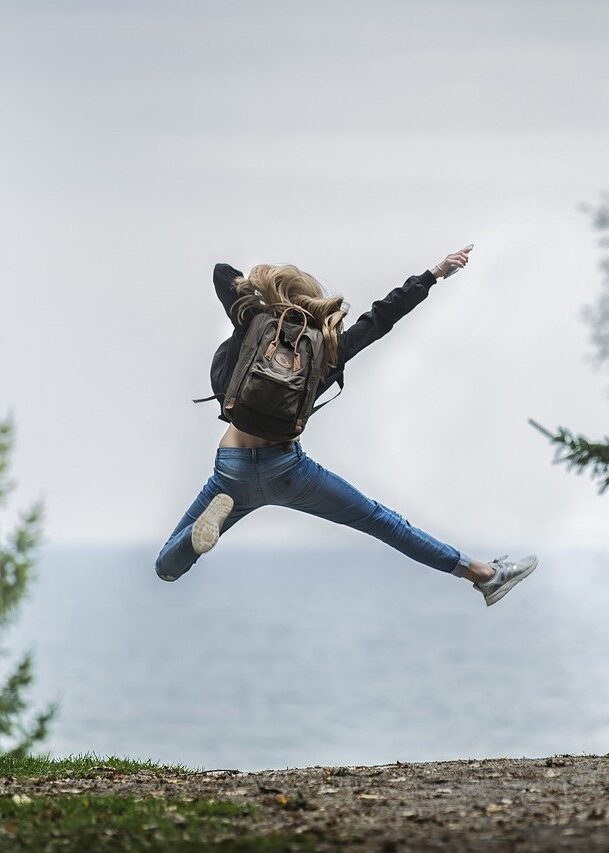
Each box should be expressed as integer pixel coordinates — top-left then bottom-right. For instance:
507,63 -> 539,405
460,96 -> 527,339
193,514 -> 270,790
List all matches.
485,555 -> 538,607
191,493 -> 234,555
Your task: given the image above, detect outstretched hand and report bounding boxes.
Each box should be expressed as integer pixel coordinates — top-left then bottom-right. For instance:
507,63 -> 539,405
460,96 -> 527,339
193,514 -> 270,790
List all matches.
431,245 -> 473,280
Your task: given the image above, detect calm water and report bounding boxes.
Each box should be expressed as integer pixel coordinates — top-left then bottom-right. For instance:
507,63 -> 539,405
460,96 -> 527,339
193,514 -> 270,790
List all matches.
5,542 -> 609,771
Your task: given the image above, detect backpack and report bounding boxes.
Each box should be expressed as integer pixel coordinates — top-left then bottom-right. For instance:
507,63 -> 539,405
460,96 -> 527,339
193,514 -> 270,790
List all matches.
194,302 -> 343,442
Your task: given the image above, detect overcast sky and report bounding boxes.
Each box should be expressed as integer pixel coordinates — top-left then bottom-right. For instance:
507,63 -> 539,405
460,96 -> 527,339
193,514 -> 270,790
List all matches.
1,0 -> 609,559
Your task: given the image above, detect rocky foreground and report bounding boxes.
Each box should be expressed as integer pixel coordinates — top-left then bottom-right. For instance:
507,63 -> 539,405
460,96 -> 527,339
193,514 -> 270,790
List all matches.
3,754 -> 609,850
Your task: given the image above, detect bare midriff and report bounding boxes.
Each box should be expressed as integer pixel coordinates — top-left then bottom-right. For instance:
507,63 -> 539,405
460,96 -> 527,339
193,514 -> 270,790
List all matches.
218,422 -> 300,448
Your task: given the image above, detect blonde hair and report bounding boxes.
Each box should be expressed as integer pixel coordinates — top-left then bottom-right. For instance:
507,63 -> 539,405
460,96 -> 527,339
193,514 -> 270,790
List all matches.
231,263 -> 349,381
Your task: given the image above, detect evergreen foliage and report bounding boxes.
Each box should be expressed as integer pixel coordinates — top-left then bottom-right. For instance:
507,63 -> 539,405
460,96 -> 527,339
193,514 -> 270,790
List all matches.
530,190 -> 609,491
580,190 -> 609,370
528,419 -> 609,495
0,416 -> 55,756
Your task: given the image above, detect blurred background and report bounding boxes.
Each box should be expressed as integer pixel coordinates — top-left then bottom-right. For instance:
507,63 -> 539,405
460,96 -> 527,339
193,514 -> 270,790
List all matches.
1,0 -> 609,770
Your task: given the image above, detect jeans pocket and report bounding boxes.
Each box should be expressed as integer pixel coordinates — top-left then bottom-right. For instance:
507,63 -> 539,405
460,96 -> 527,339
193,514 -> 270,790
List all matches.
263,456 -> 316,504
212,467 -> 250,505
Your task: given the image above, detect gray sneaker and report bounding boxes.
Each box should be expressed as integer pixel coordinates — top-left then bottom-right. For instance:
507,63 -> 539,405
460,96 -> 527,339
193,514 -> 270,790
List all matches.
191,493 -> 234,555
474,553 -> 538,607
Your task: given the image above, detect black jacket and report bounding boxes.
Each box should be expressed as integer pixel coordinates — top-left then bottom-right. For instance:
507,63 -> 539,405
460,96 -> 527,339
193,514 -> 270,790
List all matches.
208,262 -> 438,423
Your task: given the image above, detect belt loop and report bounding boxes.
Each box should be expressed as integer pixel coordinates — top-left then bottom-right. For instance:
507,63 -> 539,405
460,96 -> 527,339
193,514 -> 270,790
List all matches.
251,447 -> 256,462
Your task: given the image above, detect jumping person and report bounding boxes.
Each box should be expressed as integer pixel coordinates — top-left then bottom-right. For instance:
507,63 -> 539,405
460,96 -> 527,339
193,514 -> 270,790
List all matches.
155,247 -> 538,606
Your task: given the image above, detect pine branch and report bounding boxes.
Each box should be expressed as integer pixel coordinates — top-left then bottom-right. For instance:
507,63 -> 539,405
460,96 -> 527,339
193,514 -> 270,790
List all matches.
0,503 -> 44,625
0,414 -> 54,756
3,703 -> 57,759
528,418 -> 609,494
578,192 -> 609,372
0,655 -> 56,755
0,657 -> 33,735
0,417 -> 15,507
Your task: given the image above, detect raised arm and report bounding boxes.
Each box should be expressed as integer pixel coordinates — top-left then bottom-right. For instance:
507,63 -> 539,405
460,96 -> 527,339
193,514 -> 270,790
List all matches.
337,247 -> 472,366
337,269 -> 437,365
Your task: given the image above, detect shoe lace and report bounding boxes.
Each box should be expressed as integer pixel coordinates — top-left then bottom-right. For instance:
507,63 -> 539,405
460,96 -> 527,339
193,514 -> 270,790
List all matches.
476,555 -> 511,592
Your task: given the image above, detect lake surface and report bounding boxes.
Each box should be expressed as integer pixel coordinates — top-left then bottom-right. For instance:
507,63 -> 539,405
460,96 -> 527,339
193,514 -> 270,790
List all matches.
5,541 -> 609,771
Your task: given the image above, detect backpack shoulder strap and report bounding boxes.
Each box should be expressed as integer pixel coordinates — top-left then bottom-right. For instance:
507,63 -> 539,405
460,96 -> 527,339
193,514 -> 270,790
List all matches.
311,370 -> 344,414
192,392 -> 223,403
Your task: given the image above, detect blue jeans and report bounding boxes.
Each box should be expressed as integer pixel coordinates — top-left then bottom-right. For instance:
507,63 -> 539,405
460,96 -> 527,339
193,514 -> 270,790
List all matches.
155,440 -> 473,582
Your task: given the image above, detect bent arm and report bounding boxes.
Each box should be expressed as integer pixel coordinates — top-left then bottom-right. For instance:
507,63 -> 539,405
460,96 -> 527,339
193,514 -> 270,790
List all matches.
213,263 -> 244,327
337,269 -> 437,366
213,262 -> 265,329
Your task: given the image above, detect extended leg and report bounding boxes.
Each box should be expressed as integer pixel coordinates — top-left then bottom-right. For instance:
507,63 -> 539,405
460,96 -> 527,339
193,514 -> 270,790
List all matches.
291,457 -> 473,577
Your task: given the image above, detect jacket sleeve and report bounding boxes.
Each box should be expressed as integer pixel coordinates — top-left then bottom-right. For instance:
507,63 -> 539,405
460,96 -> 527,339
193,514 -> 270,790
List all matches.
213,263 -> 244,327
336,269 -> 437,366
213,262 -> 265,329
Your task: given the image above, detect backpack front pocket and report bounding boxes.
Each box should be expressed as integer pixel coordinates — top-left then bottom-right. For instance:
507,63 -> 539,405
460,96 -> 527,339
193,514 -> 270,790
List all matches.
239,363 -> 306,419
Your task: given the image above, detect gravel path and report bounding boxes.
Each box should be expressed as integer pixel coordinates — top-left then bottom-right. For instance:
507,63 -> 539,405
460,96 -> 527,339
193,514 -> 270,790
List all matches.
3,754 -> 609,850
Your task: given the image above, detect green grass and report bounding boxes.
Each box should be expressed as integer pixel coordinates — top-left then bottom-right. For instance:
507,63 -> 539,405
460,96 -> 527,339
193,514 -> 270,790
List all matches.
0,752 -> 196,779
0,754 -> 316,850
0,794 -> 315,851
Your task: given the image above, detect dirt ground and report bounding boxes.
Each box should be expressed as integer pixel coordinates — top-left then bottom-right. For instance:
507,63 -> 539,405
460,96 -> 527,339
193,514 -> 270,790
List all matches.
3,754 -> 609,851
